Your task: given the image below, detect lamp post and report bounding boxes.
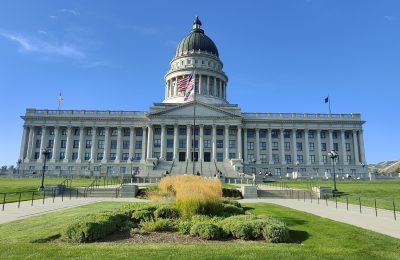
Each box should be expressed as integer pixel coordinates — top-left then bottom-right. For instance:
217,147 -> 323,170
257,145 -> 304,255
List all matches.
361,162 -> 366,178
17,159 -> 22,175
252,159 -> 256,175
40,148 -> 51,190
130,157 -> 134,183
296,161 -> 300,173
88,161 -> 91,171
328,150 -> 338,192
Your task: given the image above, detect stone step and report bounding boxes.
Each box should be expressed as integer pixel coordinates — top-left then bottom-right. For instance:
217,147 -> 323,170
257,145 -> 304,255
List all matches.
257,189 -> 317,199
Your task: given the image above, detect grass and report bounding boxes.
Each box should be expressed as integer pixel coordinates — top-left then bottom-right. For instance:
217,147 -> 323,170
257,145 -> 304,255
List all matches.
272,179 -> 400,211
0,201 -> 399,259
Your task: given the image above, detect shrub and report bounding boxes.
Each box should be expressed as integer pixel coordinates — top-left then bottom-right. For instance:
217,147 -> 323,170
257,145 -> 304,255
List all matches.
141,218 -> 177,232
154,205 -> 181,219
262,218 -> 290,243
191,215 -> 224,225
177,219 -> 193,234
222,188 -> 243,199
222,204 -> 245,216
189,223 -> 221,240
222,199 -> 242,208
131,209 -> 154,223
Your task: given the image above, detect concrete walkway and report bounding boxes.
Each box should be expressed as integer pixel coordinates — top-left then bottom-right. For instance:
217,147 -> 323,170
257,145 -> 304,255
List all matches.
0,197 -> 148,225
240,198 -> 400,239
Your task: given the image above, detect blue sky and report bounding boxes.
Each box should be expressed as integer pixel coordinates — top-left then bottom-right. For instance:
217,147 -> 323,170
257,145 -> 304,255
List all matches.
0,0 -> 399,166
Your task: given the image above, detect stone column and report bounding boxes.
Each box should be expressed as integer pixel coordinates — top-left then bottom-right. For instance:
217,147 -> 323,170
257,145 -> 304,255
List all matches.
224,125 -> 230,160
304,129 -> 310,165
115,127 -> 122,162
19,126 -> 28,161
255,128 -> 260,163
141,126 -> 147,162
63,127 -> 72,163
102,127 -> 110,163
90,127 -> 97,163
328,130 -> 334,152
237,126 -> 242,159
292,129 -> 297,164
243,128 -> 248,162
25,126 -> 35,161
199,125 -> 204,161
358,130 -> 366,164
128,127 -> 134,161
76,126 -> 85,163
199,74 -> 202,94
341,130 -> 347,165
147,125 -> 153,159
173,124 -> 178,160
160,124 -> 166,159
186,125 -> 191,160
212,124 -> 217,161
280,129 -> 285,165
206,76 -> 210,96
38,126 -> 47,162
51,127 -> 59,162
267,129 -> 273,164
353,130 -> 360,165
317,129 -> 323,165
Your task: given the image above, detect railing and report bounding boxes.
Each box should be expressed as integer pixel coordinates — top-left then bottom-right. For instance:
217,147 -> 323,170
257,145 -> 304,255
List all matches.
242,112 -> 361,120
25,109 -> 146,117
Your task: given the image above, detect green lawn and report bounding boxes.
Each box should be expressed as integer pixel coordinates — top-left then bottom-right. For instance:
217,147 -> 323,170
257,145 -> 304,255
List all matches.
273,179 -> 400,211
0,202 -> 398,259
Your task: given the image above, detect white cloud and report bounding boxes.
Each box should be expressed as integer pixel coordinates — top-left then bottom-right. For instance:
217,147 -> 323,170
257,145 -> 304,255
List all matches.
384,15 -> 395,21
59,8 -> 80,16
38,30 -> 47,35
49,15 -> 57,19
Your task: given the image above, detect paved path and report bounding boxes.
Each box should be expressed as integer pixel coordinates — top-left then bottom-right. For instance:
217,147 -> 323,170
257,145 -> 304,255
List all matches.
240,198 -> 400,239
0,197 -> 148,225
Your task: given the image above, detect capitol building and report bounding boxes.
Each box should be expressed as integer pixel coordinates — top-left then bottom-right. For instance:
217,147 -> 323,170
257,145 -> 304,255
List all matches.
18,17 -> 367,178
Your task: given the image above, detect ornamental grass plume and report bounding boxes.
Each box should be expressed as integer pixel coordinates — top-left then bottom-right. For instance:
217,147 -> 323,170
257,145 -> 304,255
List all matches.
151,175 -> 223,218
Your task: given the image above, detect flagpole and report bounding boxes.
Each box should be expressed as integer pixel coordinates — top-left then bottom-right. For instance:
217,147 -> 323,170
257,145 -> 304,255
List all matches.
192,72 -> 196,175
328,95 -> 332,114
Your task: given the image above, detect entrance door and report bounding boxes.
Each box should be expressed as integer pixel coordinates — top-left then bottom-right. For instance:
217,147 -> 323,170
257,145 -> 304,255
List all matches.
179,152 -> 186,162
204,152 -> 211,162
191,152 -> 198,162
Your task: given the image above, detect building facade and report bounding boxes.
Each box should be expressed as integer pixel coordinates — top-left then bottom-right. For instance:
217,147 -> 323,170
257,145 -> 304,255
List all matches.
18,17 -> 367,178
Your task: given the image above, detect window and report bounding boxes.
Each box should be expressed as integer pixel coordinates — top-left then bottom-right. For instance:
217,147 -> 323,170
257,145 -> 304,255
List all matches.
35,139 -> 41,148
49,128 -> 54,135
122,153 -> 129,161
296,142 -> 303,151
136,128 -> 143,136
166,152 -> 173,161
229,140 -> 236,149
204,128 -> 211,135
73,140 -> 79,148
154,128 -> 161,135
154,139 -> 161,148
134,153 -> 141,160
322,155 -> 328,163
86,140 -> 92,149
217,140 -> 223,148
333,131 -> 338,139
135,141 -> 142,149
320,131 -> 326,139
61,140 -> 66,148
247,142 -> 254,150
284,142 -> 290,151
111,140 -> 117,149
285,155 -> 292,164
309,142 -> 315,151
87,128 -> 92,136
36,129 -> 42,135
272,154 -> 279,163
345,132 -> 350,139
179,128 -> 186,135
98,129 -> 105,136
247,129 -> 254,138
229,153 -> 236,159
260,142 -> 267,150
60,152 -> 65,160
260,130 -> 267,138
61,129 -> 67,135
296,131 -> 302,139
34,152 -> 40,159
284,131 -> 290,138
120,167 -> 126,174
72,152 -> 78,160
84,152 -> 90,160
297,155 -> 304,163
308,131 -> 314,138
204,140 -> 211,148
347,155 -> 351,163
271,130 -> 278,138
333,143 -> 339,151
310,155 -> 316,163
74,129 -> 80,136
179,139 -> 186,148
260,154 -> 267,163
48,140 -> 54,148
111,129 -> 118,136
229,129 -> 236,136
192,140 -> 199,148
123,129 -> 130,136
109,153 -> 116,160
346,143 -> 351,151
247,154 -> 254,161
98,140 -> 104,149
217,128 -> 224,136
167,128 -> 174,135
123,141 -> 130,149
153,152 -> 160,158
217,152 -> 223,162
275,168 -> 281,176
167,139 -> 174,148
272,142 -> 278,150
321,143 -> 327,151
97,153 -> 103,160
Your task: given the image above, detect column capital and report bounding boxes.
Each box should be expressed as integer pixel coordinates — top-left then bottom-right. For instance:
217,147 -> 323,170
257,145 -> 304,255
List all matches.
199,124 -> 204,128
142,125 -> 147,130
224,124 -> 230,129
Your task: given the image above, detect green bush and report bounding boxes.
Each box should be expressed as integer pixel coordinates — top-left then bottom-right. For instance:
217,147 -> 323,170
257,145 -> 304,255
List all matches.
262,218 -> 290,243
177,219 -> 193,234
191,215 -> 224,225
154,205 -> 180,219
190,223 -> 221,240
222,188 -> 243,198
131,209 -> 154,223
141,218 -> 177,232
222,204 -> 245,216
222,199 -> 242,208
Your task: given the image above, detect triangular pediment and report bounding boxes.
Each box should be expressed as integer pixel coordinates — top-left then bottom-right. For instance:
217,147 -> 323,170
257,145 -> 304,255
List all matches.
148,102 -> 241,118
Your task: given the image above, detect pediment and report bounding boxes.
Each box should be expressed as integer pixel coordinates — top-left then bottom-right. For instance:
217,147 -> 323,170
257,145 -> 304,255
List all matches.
148,102 -> 241,118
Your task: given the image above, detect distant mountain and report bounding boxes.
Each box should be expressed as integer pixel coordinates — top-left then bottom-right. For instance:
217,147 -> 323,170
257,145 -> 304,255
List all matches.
368,160 -> 400,173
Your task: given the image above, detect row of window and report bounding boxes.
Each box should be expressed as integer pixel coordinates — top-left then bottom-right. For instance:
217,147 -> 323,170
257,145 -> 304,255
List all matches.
246,154 -> 353,164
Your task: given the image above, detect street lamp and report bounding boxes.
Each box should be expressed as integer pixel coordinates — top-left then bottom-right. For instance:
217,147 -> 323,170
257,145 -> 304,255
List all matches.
40,148 -> 51,190
88,161 -> 91,171
361,162 -> 366,178
328,150 -> 338,192
17,159 -> 22,175
252,159 -> 256,175
296,161 -> 300,173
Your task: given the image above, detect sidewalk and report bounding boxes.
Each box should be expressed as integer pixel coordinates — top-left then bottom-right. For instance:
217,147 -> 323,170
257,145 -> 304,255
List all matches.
0,197 -> 147,225
240,198 -> 400,239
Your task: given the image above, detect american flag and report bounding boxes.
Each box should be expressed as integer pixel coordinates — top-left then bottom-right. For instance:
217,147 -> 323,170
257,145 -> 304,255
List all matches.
58,92 -> 63,109
177,72 -> 195,92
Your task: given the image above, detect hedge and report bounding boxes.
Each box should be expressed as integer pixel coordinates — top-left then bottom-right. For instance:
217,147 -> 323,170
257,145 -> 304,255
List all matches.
190,223 -> 222,240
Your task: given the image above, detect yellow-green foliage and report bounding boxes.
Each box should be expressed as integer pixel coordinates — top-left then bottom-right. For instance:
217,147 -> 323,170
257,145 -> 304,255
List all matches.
150,175 -> 223,218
